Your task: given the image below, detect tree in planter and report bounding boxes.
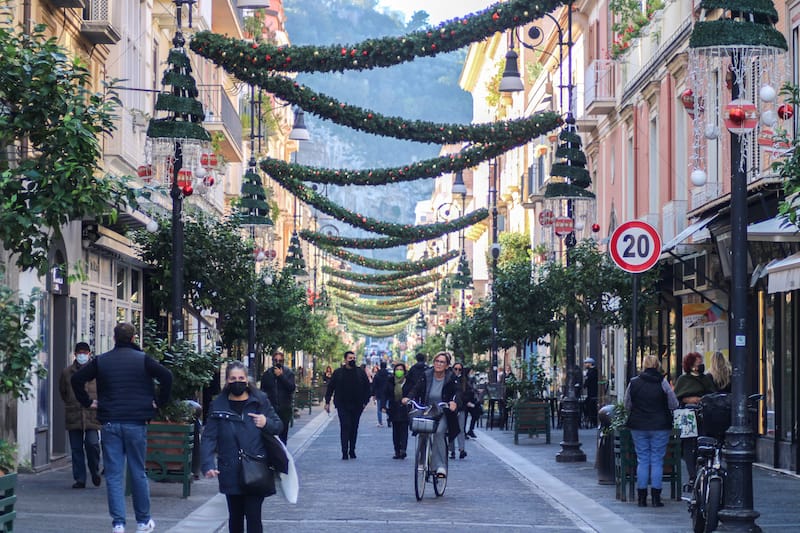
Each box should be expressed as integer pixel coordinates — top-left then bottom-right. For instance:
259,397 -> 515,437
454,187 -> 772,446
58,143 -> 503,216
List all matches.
0,22 -> 135,273
505,355 -> 551,405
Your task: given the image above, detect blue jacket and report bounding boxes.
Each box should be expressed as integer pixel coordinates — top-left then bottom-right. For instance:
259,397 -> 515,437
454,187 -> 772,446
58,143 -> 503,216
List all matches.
200,387 -> 283,495
71,342 -> 172,424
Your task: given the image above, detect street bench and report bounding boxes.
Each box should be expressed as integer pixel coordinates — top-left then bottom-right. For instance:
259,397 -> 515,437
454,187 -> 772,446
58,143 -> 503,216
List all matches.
0,473 -> 17,532
137,422 -> 194,498
513,401 -> 551,444
294,387 -> 313,416
614,428 -> 681,501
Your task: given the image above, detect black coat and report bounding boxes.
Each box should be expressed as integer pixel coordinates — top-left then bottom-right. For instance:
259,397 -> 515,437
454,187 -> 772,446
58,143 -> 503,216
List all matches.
324,365 -> 371,410
371,368 -> 390,400
384,375 -> 414,423
453,373 -> 476,412
200,387 -> 283,495
260,366 -> 296,412
409,368 -> 461,441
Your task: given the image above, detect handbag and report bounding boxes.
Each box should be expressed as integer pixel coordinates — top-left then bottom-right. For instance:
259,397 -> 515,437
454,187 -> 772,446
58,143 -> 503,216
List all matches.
673,408 -> 699,438
231,421 -> 275,496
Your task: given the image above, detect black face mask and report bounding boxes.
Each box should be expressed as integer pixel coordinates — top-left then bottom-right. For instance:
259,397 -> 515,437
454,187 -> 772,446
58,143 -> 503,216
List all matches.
274,361 -> 283,369
228,381 -> 248,397
696,364 -> 705,374
347,360 -> 356,368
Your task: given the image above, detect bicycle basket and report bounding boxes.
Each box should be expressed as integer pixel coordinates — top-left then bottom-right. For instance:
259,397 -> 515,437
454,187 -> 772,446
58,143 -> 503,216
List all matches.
698,393 -> 731,440
411,416 -> 439,433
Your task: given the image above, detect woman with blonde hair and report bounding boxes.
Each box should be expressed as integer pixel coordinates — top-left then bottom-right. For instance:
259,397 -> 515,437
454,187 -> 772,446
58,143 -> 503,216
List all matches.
624,354 -> 679,507
707,351 -> 731,393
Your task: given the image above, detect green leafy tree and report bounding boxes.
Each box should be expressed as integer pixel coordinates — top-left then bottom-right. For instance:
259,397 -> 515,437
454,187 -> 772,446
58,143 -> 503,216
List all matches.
0,270 -> 44,401
0,22 -> 134,273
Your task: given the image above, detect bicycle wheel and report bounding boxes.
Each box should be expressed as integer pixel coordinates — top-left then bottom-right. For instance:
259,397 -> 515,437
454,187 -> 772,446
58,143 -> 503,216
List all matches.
704,477 -> 722,533
414,434 -> 427,501
691,475 -> 706,533
434,434 -> 448,497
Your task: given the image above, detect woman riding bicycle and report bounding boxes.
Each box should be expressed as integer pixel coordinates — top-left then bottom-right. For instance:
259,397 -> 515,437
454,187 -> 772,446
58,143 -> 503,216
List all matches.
402,352 -> 460,479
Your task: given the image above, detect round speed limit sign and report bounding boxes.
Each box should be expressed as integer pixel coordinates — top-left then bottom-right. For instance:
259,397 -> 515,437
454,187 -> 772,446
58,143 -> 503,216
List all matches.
609,221 -> 662,273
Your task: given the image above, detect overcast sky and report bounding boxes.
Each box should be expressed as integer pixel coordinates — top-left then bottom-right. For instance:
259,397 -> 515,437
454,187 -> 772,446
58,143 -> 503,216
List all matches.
376,0 -> 497,25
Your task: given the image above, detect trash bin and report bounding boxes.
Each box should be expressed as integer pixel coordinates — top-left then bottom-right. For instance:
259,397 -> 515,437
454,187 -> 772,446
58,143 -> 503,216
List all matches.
596,404 -> 616,485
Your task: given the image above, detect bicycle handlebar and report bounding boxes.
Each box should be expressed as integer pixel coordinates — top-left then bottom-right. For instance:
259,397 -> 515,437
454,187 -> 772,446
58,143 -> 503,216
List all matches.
407,399 -> 449,411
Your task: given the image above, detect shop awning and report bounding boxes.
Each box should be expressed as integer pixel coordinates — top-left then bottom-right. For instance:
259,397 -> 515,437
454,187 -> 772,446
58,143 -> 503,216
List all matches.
747,216 -> 800,242
661,214 -> 718,255
766,252 -> 800,293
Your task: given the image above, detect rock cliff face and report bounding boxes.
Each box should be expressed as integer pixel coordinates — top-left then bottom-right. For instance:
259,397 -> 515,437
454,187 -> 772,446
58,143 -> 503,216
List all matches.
284,0 -> 472,260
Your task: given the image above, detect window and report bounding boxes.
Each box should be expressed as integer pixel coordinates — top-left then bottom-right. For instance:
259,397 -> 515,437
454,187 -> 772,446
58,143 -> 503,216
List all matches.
649,116 -> 659,214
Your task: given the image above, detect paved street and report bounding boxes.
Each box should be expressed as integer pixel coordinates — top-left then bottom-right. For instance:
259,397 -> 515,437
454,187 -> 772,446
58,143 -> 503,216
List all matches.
12,403 -> 800,532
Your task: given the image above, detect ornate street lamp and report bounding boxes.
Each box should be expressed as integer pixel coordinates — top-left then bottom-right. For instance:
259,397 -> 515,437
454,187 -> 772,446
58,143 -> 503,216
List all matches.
452,169 -> 470,321
688,2 -> 787,528
145,0 -> 210,344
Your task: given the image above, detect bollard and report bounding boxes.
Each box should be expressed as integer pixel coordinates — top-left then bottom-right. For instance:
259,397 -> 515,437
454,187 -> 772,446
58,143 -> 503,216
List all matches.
596,404 -> 616,485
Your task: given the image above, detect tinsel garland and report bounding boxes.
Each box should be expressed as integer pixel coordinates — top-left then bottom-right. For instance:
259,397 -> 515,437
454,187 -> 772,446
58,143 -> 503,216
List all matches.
272,173 -> 488,238
259,116 -> 560,185
191,0 -> 565,74
324,248 -> 458,272
227,75 -> 561,145
327,280 -> 433,297
323,266 -> 419,283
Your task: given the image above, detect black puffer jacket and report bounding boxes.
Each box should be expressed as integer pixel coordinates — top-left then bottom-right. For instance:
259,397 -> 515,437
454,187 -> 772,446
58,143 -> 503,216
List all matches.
200,387 -> 283,495
624,368 -> 678,431
409,368 -> 462,441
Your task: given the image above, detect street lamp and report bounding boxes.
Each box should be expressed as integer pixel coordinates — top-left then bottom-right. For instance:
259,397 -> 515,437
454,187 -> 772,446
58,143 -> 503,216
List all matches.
489,160 -> 500,383
145,0 -> 210,344
452,170 -> 470,322
687,5 -> 787,528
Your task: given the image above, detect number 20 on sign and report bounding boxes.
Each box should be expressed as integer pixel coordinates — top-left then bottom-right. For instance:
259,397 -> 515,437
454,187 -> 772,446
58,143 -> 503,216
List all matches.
609,221 -> 662,274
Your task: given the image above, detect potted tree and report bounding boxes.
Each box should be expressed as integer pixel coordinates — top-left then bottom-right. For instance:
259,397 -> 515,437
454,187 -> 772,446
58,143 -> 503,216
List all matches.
506,356 -> 552,444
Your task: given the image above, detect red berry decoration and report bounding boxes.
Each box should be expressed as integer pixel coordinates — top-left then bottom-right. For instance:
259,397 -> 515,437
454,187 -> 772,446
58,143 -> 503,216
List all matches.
592,223 -> 600,233
778,104 -> 794,120
182,184 -> 193,196
341,48 -> 347,56
265,54 -> 271,61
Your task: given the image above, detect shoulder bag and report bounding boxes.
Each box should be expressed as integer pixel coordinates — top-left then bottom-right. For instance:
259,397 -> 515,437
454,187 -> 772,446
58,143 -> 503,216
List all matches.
230,421 -> 275,496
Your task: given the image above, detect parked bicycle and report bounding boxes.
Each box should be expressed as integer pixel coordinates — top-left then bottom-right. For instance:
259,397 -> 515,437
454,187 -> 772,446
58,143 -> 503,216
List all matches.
407,399 -> 450,501
685,393 -> 763,533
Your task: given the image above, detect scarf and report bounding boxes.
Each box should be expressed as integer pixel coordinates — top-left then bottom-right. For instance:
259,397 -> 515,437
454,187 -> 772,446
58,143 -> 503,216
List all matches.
394,379 -> 405,401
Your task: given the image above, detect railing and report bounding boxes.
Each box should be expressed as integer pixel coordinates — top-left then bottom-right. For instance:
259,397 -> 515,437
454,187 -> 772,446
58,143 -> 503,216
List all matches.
691,181 -> 724,211
198,85 -> 243,154
584,59 -> 615,110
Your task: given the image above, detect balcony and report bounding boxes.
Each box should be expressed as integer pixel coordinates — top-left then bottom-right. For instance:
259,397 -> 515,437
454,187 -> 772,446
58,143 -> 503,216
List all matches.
584,59 -> 615,116
199,85 -> 244,164
81,0 -> 120,45
50,0 -> 85,7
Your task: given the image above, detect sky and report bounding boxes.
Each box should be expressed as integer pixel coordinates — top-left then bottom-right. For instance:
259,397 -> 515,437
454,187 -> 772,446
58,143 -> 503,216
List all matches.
376,0 -> 497,25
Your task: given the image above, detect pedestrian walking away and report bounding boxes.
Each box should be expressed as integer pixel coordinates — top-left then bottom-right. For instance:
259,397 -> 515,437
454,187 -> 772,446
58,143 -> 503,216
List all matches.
372,360 -> 390,427
406,353 -> 428,391
59,341 -> 102,489
201,361 -> 284,533
71,322 -> 173,533
324,350 -> 371,460
385,362 -> 413,459
583,357 -> 599,428
624,354 -> 679,507
259,351 -> 296,444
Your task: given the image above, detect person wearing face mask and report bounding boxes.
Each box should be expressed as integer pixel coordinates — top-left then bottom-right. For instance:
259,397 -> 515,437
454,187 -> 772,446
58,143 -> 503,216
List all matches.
324,351 -> 371,460
59,342 -> 102,489
448,362 -> 474,459
385,362 -> 413,459
673,352 -> 716,483
259,351 -> 295,444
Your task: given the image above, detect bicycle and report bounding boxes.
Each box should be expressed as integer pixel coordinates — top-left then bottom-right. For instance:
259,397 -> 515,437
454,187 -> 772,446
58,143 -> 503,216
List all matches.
685,393 -> 763,533
408,400 -> 450,501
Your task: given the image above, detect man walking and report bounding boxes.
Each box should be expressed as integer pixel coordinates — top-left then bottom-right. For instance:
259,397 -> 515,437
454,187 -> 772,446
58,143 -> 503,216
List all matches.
371,361 -> 390,427
59,342 -> 102,489
260,350 -> 296,443
72,323 -> 172,533
584,357 -> 599,428
324,350 -> 371,460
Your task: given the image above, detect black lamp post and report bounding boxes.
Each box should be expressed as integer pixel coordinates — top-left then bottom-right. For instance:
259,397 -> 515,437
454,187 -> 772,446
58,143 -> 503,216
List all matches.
453,170 -> 469,321
489,161 -> 500,383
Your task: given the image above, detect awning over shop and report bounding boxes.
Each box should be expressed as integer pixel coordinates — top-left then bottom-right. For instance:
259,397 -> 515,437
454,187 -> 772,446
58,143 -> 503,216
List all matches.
661,214 -> 718,256
766,251 -> 800,293
747,216 -> 800,242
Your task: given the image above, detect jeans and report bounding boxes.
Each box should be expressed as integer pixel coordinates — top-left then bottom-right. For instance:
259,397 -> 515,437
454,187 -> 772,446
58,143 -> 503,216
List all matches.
376,398 -> 389,425
630,429 -> 671,490
68,428 -> 101,483
226,494 -> 265,533
337,406 -> 363,454
102,422 -> 150,527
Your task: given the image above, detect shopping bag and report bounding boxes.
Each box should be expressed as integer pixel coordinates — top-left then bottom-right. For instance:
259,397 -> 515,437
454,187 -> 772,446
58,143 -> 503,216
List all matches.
273,438 -> 299,504
673,408 -> 698,438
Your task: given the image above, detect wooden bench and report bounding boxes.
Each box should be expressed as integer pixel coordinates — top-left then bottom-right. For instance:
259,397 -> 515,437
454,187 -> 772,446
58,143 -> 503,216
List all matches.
140,422 -> 195,498
0,473 -> 17,532
614,428 -> 681,501
513,401 -> 551,444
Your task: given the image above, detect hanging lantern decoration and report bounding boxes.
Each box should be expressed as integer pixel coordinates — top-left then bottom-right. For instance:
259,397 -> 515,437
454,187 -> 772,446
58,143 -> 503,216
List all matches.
704,123 -> 719,140
761,109 -> 778,127
201,153 -> 210,167
690,169 -> 707,187
137,164 -> 154,183
177,168 -> 193,188
209,153 -> 219,167
680,89 -> 703,116
182,184 -> 194,196
723,99 -> 758,135
778,103 -> 794,120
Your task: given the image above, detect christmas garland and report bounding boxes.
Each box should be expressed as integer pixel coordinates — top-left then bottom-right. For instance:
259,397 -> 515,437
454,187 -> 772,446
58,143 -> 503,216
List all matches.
191,0 -> 564,74
328,289 -> 424,309
323,266 -> 420,283
327,280 -> 434,297
689,18 -> 787,50
259,120 -> 559,185
336,300 -> 422,315
346,322 -> 410,338
324,247 -> 458,271
302,225 -> 486,249
236,75 -> 561,144
336,272 -> 440,290
272,173 -> 488,238
339,310 -> 415,327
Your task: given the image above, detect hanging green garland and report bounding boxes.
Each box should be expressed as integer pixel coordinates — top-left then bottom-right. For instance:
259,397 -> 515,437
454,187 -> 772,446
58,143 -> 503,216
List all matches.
335,272 -> 440,289
259,115 -> 559,185
191,0 -> 564,74
336,300 -> 422,315
324,248 -> 458,271
347,322 -> 409,338
329,290 -> 425,309
323,266 -> 419,283
302,226 -> 485,249
340,311 -> 415,327
327,280 -> 433,297
221,74 -> 560,145
271,171 -> 488,238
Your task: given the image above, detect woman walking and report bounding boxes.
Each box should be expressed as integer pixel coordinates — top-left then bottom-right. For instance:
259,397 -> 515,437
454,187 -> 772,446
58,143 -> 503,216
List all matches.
201,362 -> 283,533
674,352 -> 716,482
386,362 -> 413,459
448,362 -> 474,459
624,355 -> 679,507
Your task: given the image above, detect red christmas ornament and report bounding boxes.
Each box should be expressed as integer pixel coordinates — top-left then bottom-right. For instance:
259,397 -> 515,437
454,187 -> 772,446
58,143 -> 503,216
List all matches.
209,154 -> 218,167
728,106 -> 746,124
341,48 -> 347,56
203,176 -> 215,187
492,12 -> 500,20
182,184 -> 193,196
265,55 -> 271,61
778,104 -> 794,120
680,88 -> 696,115
592,223 -> 601,233
251,43 -> 258,49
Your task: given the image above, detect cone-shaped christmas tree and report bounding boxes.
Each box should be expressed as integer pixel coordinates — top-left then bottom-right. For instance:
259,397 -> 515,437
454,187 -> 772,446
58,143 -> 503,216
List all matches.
452,252 -> 473,290
285,230 -> 307,276
689,0 -> 787,51
545,119 -> 594,199
239,160 -> 273,227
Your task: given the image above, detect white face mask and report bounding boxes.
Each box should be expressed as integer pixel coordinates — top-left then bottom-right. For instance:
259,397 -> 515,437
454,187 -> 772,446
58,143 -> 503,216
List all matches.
76,353 -> 90,365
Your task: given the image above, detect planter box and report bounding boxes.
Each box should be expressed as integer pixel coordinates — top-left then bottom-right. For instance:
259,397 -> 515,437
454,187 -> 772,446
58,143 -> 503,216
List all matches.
0,473 -> 17,531
144,422 -> 194,498
513,401 -> 550,444
614,428 -> 681,501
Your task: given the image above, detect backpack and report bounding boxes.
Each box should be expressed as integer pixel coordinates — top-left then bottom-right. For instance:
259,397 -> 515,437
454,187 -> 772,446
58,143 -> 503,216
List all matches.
698,393 -> 731,440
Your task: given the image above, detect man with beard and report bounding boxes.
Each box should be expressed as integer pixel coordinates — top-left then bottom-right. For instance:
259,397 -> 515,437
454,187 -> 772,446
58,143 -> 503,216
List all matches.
324,351 -> 371,460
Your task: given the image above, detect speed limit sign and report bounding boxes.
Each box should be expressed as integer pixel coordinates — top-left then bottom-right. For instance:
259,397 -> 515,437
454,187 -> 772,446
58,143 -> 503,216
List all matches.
609,221 -> 662,273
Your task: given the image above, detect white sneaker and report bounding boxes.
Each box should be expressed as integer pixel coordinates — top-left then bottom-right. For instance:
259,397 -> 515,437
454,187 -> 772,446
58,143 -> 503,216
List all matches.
436,467 -> 447,478
112,525 -> 125,533
135,520 -> 155,532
